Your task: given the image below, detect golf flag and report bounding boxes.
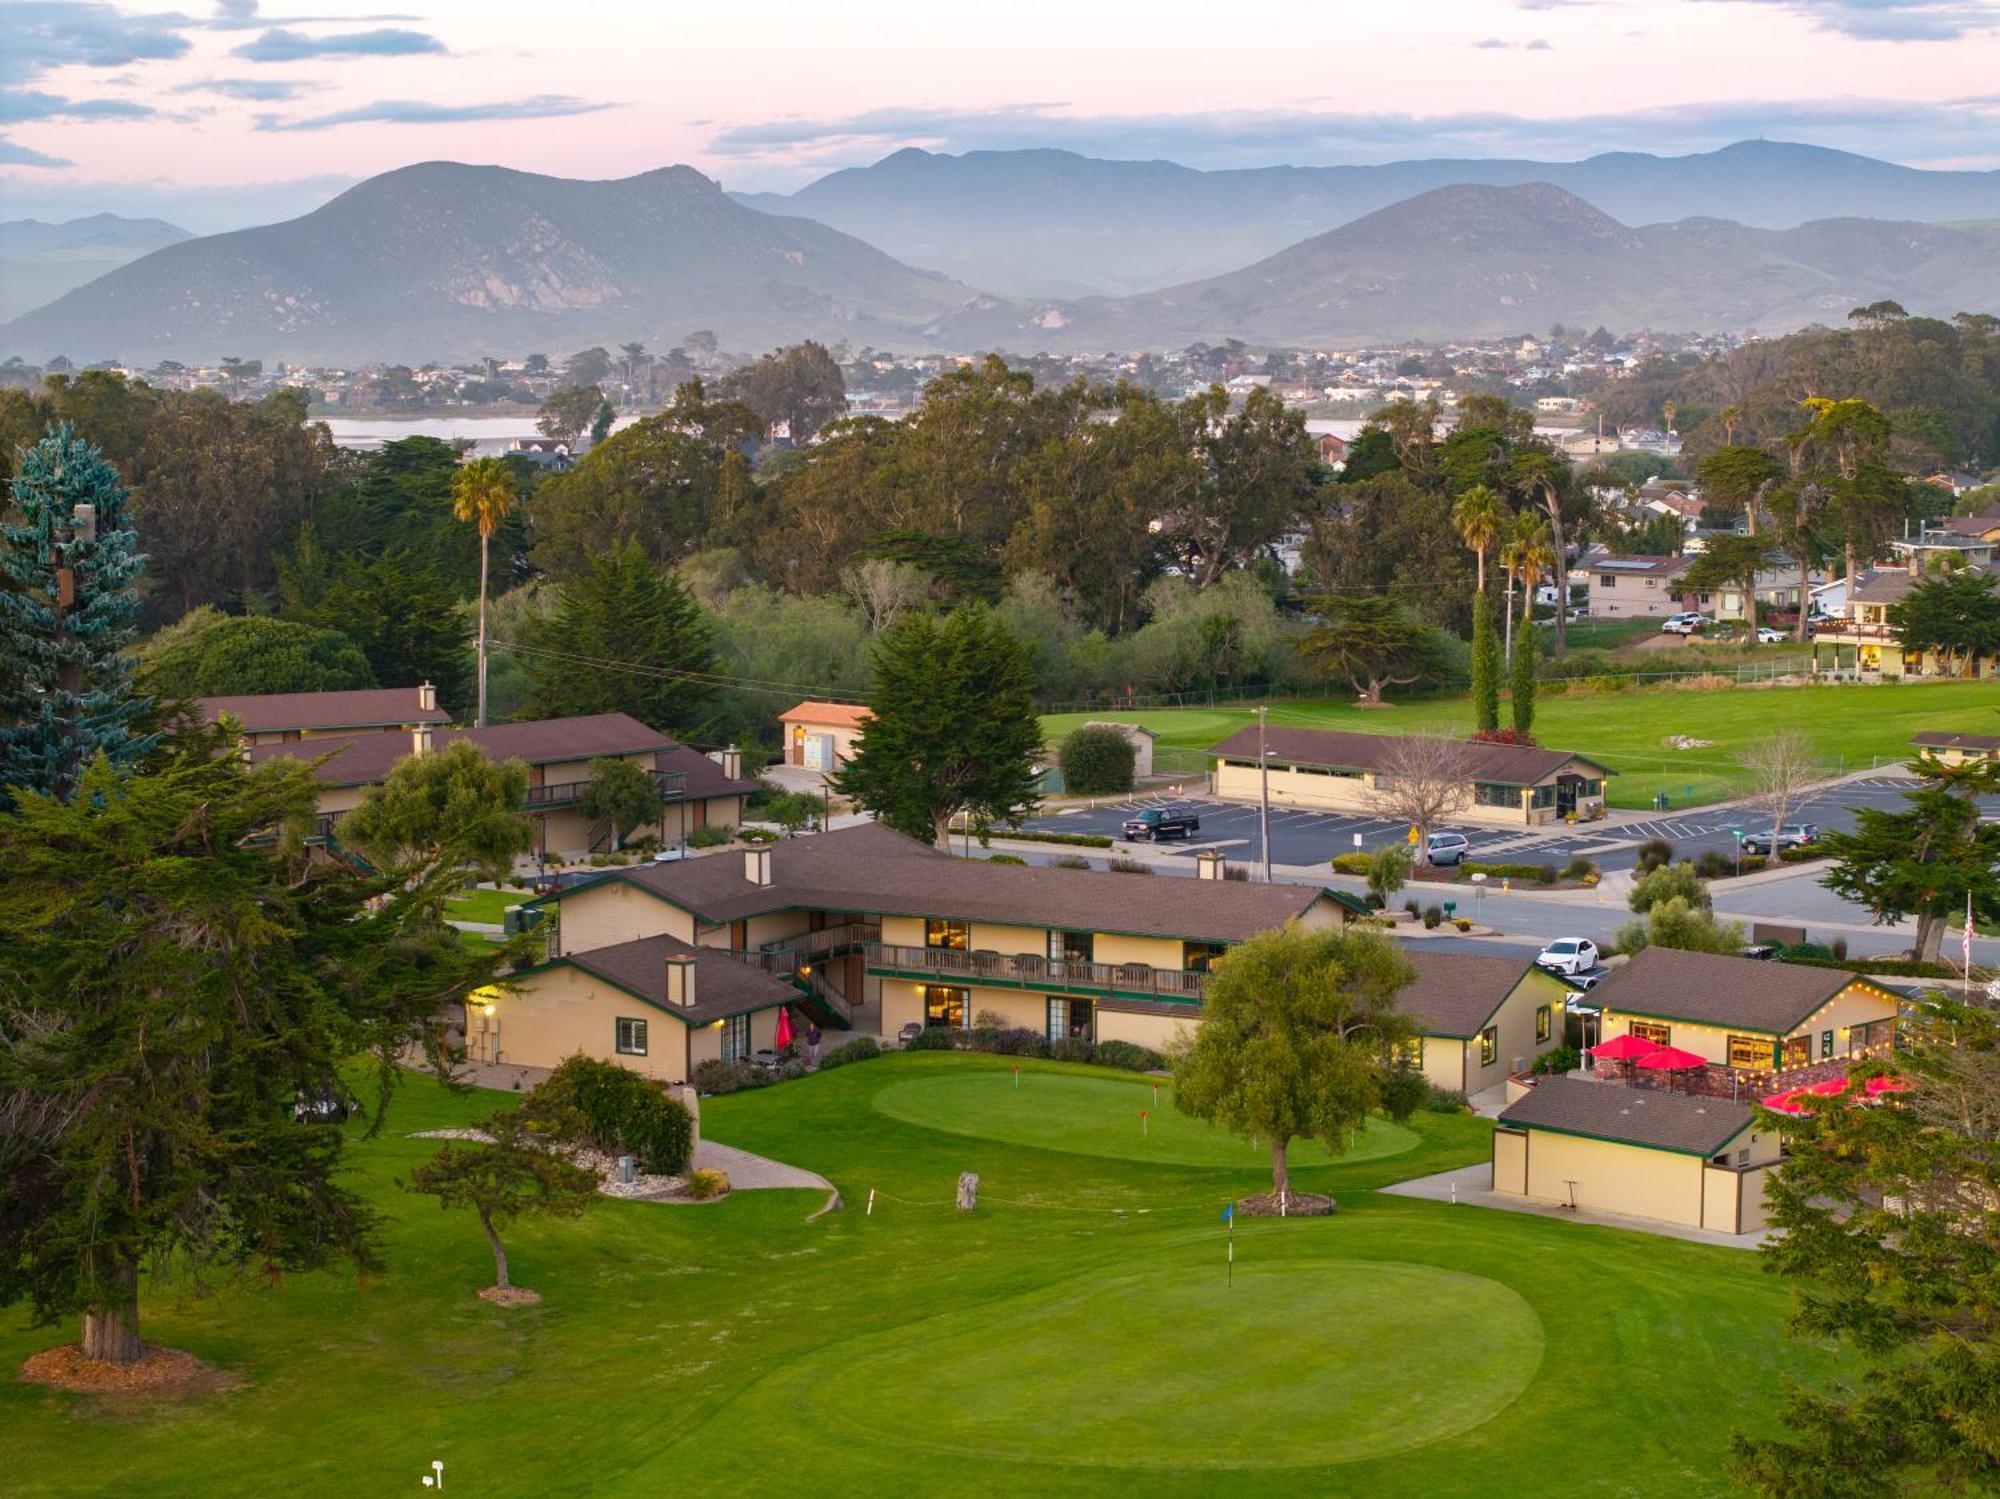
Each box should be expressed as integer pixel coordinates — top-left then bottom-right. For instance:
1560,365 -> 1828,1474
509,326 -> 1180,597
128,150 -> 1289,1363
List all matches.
1221,1203 -> 1233,1224
1964,892 -> 1976,976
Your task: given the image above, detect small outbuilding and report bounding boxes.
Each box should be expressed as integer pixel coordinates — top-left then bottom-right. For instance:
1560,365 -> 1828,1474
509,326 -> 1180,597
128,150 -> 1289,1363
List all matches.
1492,1075 -> 1780,1235
779,700 -> 873,772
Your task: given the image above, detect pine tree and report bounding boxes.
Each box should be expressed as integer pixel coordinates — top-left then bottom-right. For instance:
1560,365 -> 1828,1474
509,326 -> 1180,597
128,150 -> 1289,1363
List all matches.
1509,613 -> 1537,737
0,424 -> 153,801
1469,588 -> 1501,732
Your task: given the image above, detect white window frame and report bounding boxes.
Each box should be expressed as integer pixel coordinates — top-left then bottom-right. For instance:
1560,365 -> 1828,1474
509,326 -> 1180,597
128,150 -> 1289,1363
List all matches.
615,1017 -> 648,1056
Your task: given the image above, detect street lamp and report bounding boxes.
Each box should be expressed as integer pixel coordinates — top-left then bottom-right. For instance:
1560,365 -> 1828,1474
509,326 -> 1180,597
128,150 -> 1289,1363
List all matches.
1257,705 -> 1273,885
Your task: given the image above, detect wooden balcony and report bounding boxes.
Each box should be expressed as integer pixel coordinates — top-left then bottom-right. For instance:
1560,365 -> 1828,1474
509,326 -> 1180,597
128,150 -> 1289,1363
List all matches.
525,768 -> 686,811
865,942 -> 1209,1003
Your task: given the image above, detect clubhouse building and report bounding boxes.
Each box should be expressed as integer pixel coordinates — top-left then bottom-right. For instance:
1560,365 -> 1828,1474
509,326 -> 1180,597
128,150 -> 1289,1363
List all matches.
1208,727 -> 1612,827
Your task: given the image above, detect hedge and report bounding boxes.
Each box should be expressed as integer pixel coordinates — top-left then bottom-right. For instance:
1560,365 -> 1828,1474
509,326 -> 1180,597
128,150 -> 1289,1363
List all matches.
996,828 -> 1116,849
1777,953 -> 1969,980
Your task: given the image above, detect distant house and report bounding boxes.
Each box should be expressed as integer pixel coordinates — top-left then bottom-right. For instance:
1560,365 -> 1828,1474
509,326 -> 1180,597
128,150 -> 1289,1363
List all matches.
201,683 -> 450,746
1584,555 -> 1690,618
778,700 -> 873,772
1910,730 -> 2000,765
1394,951 -> 1571,1097
1080,721 -> 1157,779
1208,726 -> 1612,826
243,710 -> 756,860
1940,508 -> 2000,544
507,436 -> 572,471
1493,1076 -> 1780,1235
1811,559 -> 1998,680
1316,433 -> 1349,468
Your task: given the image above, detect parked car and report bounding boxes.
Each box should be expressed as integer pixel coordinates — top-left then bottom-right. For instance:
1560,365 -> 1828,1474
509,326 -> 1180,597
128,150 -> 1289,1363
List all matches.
293,1086 -> 350,1124
1754,626 -> 1786,644
1535,937 -> 1600,976
1122,806 -> 1201,841
1740,943 -> 1780,961
1423,831 -> 1471,866
1738,823 -> 1818,855
1660,612 -> 1710,635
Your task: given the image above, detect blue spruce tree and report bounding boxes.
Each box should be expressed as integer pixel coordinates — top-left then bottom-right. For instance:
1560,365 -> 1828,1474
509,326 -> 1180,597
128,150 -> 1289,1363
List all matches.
0,424 -> 154,801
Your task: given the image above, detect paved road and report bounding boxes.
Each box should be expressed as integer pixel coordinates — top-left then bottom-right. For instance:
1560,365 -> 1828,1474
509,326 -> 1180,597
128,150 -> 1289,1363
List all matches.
1028,776 -> 1998,876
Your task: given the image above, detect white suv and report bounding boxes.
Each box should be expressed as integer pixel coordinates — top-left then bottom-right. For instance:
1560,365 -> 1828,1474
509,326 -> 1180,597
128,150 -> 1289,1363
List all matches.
1660,612 -> 1708,636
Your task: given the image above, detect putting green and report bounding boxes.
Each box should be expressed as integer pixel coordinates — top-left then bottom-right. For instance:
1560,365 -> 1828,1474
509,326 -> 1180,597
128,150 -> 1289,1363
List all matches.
763,1261 -> 1543,1469
872,1069 -> 1418,1167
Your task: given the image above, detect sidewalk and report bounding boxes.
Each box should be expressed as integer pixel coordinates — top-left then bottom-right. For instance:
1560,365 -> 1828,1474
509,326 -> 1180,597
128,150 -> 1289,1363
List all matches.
1382,1163 -> 1770,1249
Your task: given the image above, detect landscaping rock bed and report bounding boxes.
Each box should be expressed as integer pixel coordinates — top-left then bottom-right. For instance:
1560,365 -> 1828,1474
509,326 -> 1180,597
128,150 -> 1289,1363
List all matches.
1235,1189 -> 1337,1218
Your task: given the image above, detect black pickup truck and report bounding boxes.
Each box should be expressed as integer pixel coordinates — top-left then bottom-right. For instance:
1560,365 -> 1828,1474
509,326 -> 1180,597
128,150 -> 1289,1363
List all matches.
1122,806 -> 1201,841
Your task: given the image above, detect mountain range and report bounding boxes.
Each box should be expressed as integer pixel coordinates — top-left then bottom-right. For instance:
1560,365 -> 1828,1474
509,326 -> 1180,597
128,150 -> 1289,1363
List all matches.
0,163 -> 966,366
0,213 -> 190,325
735,141 -> 2000,297
4,144 -> 1999,365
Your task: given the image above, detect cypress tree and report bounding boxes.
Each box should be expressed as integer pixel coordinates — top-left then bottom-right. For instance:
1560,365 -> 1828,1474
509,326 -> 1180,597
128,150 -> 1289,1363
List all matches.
1510,613 -> 1538,737
0,424 -> 153,802
1469,588 -> 1500,732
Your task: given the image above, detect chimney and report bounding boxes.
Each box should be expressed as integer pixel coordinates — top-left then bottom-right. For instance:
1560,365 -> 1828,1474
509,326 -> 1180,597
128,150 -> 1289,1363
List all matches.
1195,850 -> 1226,881
721,744 -> 742,780
411,725 -> 433,757
744,845 -> 771,887
417,680 -> 437,712
663,953 -> 696,1008
1907,552 -> 1920,577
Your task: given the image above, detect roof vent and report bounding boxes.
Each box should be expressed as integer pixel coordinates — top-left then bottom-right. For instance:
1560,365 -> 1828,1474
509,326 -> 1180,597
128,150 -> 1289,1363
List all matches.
411,725 -> 433,757
418,680 -> 437,712
663,953 -> 696,1008
744,845 -> 771,887
720,744 -> 742,780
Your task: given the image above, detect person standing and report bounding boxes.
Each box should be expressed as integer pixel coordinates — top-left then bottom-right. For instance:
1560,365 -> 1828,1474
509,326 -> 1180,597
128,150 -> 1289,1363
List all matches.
806,1022 -> 823,1067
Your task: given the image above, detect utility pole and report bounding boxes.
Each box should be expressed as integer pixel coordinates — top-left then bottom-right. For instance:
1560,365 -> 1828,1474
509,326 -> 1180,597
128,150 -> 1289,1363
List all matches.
1257,705 -> 1272,884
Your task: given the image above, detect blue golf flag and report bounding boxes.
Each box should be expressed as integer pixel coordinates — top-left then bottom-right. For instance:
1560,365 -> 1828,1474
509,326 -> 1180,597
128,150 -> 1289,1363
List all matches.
1221,1203 -> 1233,1223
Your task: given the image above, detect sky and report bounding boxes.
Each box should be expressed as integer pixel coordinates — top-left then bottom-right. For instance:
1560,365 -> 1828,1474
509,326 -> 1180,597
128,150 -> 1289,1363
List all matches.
2,0 -> 1998,232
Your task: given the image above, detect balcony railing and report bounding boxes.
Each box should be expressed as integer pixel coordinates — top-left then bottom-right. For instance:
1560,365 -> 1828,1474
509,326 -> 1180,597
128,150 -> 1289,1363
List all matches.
525,768 -> 686,811
864,942 -> 1209,1003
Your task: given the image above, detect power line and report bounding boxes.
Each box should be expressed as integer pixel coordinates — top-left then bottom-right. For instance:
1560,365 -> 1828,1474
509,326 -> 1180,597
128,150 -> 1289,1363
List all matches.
487,637 -> 869,704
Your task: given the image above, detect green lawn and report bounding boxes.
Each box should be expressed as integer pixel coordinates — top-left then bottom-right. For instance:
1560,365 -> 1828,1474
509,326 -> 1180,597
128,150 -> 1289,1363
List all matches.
442,885 -> 533,926
1047,678 -> 1998,808
1,1052 -> 1836,1496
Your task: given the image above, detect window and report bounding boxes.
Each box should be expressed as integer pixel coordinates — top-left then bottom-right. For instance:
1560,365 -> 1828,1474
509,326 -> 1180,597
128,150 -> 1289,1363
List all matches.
1047,997 -> 1094,1041
1820,1029 -> 1835,1060
1184,941 -> 1229,973
1479,1026 -> 1499,1067
925,919 -> 969,951
1599,575 -> 1616,589
721,1013 -> 750,1062
1474,782 -> 1516,808
615,1017 -> 647,1056
1528,783 -> 1557,809
1631,1021 -> 1672,1046
921,984 -> 968,1029
1728,1034 -> 1770,1069
1735,1147 -> 1750,1167
1535,1004 -> 1553,1043
1047,930 -> 1094,965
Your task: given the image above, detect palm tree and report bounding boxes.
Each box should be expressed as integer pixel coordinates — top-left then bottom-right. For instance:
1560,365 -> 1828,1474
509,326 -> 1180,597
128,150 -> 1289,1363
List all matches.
450,456 -> 519,728
1512,516 -> 1557,651
1452,485 -> 1507,594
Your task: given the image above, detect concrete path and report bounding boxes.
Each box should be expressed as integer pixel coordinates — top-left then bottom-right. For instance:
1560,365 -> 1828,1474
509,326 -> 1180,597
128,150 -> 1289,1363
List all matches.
694,1140 -> 831,1194
1382,1163 -> 1770,1249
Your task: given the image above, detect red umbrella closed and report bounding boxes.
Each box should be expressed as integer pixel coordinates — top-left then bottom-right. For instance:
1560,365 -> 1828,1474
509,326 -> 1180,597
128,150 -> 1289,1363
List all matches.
1633,1046 -> 1706,1071
774,1006 -> 794,1050
1591,1034 -> 1662,1061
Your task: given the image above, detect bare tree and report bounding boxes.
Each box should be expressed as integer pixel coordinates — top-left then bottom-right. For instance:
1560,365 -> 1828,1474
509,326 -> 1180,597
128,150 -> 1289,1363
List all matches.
1370,733 -> 1474,866
841,558 -> 931,633
1738,729 -> 1828,851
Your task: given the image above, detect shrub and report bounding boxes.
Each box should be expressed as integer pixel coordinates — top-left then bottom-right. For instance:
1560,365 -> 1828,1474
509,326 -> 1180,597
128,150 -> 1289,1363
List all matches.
1058,724 -> 1138,795
1831,936 -> 1849,960
687,824 -> 732,849
1532,1045 -> 1581,1076
1460,860 -> 1561,882
1635,837 -> 1675,874
1467,727 -> 1537,745
1105,856 -> 1154,876
1535,862 -> 1558,886
985,853 -> 1028,865
586,851 -> 635,867
991,1027 -> 1051,1058
1051,855 -> 1095,870
1780,941 -> 1835,962
1221,863 -> 1249,881
626,834 -> 663,858
1694,849 -> 1733,880
1094,1040 -> 1163,1072
1628,860 -> 1707,914
974,1009 -> 1012,1029
685,1168 -> 730,1199
738,826 -> 780,844
1330,852 -> 1373,875
1404,899 -> 1422,917
817,1036 -> 882,1069
691,1058 -> 766,1096
1367,844 -> 1412,904
968,1024 -> 1002,1051
536,1054 -> 695,1174
903,1026 -> 964,1051
1049,1037 -> 1098,1065
997,828 -> 1116,849
1777,844 -> 1828,864
1453,918 -> 1472,931
1559,857 -> 1597,883
1426,1086 -> 1470,1113
1423,904 -> 1443,929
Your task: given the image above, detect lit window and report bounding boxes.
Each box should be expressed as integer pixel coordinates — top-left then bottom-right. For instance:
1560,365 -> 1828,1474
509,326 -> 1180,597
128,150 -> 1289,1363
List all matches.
1479,1026 -> 1499,1066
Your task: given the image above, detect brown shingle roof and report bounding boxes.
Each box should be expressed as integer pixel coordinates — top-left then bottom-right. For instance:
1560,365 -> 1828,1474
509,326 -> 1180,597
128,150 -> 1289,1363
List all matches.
1912,730 -> 2000,753
544,822 -> 1337,943
778,699 -> 873,729
244,713 -> 758,799
1210,726 -> 1611,787
1395,950 -> 1541,1039
202,685 -> 450,734
1595,946 -> 1852,1035
555,933 -> 796,1023
1498,1074 -> 1752,1155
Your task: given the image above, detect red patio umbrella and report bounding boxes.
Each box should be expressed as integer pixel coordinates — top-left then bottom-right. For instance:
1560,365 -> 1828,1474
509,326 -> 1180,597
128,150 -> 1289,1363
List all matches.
1591,1034 -> 1662,1061
1760,1090 -> 1806,1114
1803,1076 -> 1850,1097
1864,1074 -> 1908,1096
774,1006 -> 794,1050
1633,1046 -> 1706,1071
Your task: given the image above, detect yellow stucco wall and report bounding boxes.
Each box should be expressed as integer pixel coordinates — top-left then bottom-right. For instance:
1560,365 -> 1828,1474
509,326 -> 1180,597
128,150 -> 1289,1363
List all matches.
1492,1127 -> 1528,1194
1211,760 -> 1604,828
1603,981 -> 1899,1068
477,965 -> 691,1083
1094,933 -> 1188,969
555,882 -> 694,955
1417,1036 -> 1469,1093
881,914 -> 925,947
1498,1120 -> 1770,1230
1096,1007 -> 1196,1052
970,922 -> 1047,956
